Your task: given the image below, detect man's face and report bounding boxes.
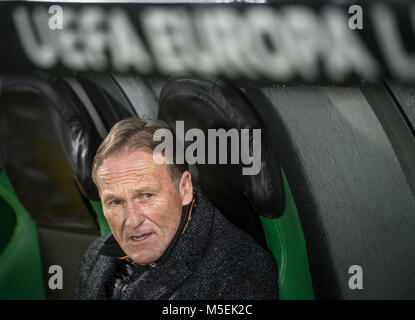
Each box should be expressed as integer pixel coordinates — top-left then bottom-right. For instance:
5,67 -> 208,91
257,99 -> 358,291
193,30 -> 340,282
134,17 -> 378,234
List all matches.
96,147 -> 193,265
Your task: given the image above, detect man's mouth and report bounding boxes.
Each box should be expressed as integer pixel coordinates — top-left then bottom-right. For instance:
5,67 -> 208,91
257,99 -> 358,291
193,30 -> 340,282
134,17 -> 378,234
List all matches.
129,232 -> 153,242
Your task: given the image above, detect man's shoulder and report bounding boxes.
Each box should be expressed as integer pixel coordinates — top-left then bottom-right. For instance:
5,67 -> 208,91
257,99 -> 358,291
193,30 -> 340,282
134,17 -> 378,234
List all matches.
76,233 -> 111,299
195,190 -> 270,262
79,233 -> 111,273
194,207 -> 279,299
210,208 -> 270,260
85,232 -> 111,258
206,207 -> 277,273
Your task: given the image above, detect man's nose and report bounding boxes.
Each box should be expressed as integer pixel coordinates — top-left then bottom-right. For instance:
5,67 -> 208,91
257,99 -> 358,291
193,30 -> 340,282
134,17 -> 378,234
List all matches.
124,202 -> 145,229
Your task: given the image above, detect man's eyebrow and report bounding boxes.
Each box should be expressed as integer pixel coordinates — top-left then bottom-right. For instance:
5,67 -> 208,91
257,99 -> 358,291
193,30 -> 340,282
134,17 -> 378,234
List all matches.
132,185 -> 158,194
101,184 -> 159,200
101,193 -> 117,203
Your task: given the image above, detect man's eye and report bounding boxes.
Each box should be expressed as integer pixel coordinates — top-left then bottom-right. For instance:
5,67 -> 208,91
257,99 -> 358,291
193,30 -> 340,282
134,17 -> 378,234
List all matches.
111,199 -> 122,205
145,193 -> 153,199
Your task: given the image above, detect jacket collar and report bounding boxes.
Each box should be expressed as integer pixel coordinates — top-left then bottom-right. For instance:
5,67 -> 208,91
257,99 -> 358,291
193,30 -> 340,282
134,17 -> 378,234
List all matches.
98,234 -> 124,258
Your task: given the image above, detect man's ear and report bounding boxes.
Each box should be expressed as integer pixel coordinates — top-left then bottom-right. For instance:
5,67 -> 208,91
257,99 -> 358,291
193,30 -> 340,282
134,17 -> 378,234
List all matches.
179,171 -> 193,206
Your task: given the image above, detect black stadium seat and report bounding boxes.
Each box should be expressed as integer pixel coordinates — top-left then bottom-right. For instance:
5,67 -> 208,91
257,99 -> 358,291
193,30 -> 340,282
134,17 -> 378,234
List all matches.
1,73 -> 102,230
158,77 -> 319,299
0,72 -> 111,298
243,84 -> 415,299
159,76 -> 415,299
0,72 -> 163,299
0,72 -> 135,298
159,76 -> 286,250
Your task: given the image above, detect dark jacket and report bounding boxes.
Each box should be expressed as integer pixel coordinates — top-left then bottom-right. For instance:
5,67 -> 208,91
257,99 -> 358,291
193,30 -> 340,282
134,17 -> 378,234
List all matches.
75,189 -> 279,299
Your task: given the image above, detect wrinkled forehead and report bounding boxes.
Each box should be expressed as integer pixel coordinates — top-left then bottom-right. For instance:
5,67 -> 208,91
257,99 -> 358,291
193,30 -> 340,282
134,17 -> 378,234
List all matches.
96,148 -> 169,190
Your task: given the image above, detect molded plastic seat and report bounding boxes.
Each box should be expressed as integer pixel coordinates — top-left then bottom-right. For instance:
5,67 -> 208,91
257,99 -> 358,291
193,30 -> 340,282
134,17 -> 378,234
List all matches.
157,77 -> 315,299
0,72 -> 164,299
159,76 -> 285,248
243,84 -> 415,299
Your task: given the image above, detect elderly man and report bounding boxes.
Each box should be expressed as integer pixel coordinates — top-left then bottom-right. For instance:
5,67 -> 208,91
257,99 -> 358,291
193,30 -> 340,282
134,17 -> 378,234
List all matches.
76,117 -> 279,300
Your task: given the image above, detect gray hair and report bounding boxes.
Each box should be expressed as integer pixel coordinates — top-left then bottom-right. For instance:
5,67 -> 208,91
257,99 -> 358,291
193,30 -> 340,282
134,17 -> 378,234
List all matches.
92,117 -> 188,187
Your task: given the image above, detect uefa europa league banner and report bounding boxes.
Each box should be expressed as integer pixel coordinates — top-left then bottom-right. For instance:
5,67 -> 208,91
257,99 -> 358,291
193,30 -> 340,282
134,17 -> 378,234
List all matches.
0,0 -> 414,84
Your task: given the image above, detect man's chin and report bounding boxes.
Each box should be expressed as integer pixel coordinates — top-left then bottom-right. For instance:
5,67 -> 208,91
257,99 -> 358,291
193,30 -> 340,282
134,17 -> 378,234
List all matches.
129,252 -> 161,265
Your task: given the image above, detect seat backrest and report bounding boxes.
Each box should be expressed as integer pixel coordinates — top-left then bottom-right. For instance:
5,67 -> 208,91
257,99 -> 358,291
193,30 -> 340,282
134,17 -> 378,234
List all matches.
1,72 -> 115,299
73,75 -> 139,132
158,76 -> 285,250
0,72 -> 161,299
243,85 -> 415,299
110,74 -> 160,119
1,72 -> 104,233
